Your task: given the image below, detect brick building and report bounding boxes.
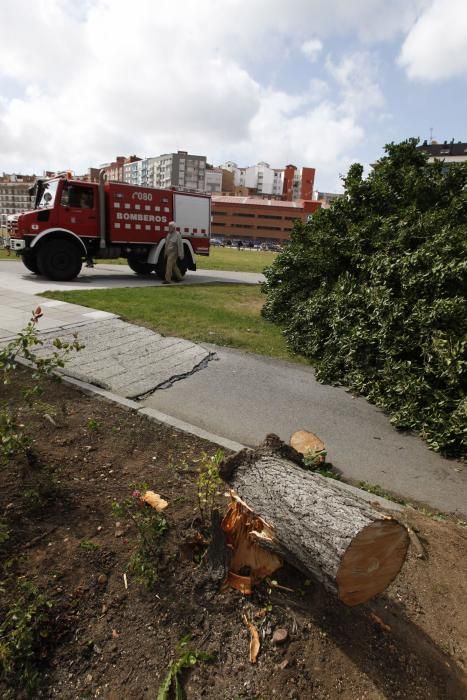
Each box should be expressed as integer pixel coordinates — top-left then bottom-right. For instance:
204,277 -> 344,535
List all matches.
102,155 -> 141,182
211,196 -> 321,245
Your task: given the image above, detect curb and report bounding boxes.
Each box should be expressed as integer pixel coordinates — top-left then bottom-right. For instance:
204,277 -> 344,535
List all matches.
13,356 -> 403,514
58,374 -> 246,454
60,373 -> 404,512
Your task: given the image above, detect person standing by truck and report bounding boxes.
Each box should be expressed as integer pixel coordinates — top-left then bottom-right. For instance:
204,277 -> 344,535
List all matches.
163,221 -> 184,284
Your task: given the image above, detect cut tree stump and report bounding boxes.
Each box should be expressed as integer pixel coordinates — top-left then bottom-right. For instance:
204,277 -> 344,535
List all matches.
220,435 -> 409,606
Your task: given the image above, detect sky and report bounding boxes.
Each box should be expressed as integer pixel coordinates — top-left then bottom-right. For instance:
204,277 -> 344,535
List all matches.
0,0 -> 466,192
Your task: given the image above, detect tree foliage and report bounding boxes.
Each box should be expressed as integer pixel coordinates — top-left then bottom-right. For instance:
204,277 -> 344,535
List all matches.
262,139 -> 467,458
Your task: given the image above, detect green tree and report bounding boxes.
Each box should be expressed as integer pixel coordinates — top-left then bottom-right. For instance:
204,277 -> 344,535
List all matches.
262,139 -> 467,458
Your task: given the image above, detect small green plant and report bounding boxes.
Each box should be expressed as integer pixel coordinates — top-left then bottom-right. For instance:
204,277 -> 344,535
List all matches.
157,635 -> 213,700
79,539 -> 99,551
22,472 -> 62,514
196,450 -> 224,526
86,417 -> 100,432
314,464 -> 341,480
0,579 -> 54,696
112,486 -> 168,590
0,519 -> 10,545
0,309 -> 83,470
357,481 -> 407,506
302,446 -> 327,469
0,406 -> 31,465
302,449 -> 341,480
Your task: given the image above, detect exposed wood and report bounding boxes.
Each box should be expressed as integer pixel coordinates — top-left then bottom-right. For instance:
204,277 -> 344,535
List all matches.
243,615 -> 260,663
290,429 -> 326,462
220,435 -> 409,606
221,494 -> 282,590
406,525 -> 426,559
142,490 -> 168,511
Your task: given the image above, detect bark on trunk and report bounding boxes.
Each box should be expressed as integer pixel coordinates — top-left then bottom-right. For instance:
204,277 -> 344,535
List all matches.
220,435 -> 409,606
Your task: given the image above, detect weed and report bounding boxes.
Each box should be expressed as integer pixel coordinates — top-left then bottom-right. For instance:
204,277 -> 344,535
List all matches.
302,448 -> 328,470
0,579 -> 54,697
196,450 -> 224,527
0,309 -> 83,470
86,417 -> 100,432
22,488 -> 44,513
22,473 -> 62,514
157,635 -> 213,700
0,519 -> 10,545
79,539 -> 99,552
357,481 -> 407,506
112,486 -> 168,590
30,400 -> 57,417
0,406 -> 31,465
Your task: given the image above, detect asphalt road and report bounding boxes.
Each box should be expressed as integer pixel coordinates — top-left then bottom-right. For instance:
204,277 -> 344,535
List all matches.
0,260 -> 263,293
142,344 -> 467,516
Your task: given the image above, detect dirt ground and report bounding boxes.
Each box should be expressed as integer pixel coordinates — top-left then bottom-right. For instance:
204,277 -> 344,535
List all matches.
1,369 -> 466,699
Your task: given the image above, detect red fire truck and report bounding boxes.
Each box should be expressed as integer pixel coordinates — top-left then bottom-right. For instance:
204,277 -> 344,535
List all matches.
7,172 -> 211,280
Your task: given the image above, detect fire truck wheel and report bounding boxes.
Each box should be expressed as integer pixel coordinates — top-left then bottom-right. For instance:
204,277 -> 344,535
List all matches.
37,238 -> 83,281
22,251 -> 39,274
127,258 -> 154,275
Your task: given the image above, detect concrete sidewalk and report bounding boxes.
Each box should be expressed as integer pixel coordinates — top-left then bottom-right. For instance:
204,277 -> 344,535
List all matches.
0,287 -> 116,339
0,260 -> 263,294
34,318 -> 213,398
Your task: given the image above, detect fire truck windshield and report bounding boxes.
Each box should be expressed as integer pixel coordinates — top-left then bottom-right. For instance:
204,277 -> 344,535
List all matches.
38,179 -> 59,208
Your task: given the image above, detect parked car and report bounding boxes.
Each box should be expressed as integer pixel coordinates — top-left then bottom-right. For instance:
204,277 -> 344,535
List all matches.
260,243 -> 282,252
210,238 -> 224,247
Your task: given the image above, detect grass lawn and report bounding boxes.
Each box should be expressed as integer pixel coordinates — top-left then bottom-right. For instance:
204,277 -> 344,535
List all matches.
42,284 -> 307,364
1,244 -> 276,272
95,247 -> 277,273
196,247 -> 277,272
0,248 -> 16,260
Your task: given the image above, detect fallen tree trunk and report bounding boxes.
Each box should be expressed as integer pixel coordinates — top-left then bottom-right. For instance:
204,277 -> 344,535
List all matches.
220,435 -> 409,606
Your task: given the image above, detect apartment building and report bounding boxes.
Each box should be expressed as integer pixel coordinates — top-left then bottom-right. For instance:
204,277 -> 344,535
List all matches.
118,151 -> 219,192
151,151 -> 207,190
0,174 -> 35,231
204,166 -> 223,193
211,196 -> 321,245
101,155 -> 141,182
417,139 -> 467,164
220,161 -> 315,200
314,191 -> 343,208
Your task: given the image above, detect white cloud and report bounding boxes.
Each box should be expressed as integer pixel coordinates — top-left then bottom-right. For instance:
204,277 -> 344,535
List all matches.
0,0 -> 422,190
301,39 -> 323,62
326,52 -> 385,117
399,0 -> 467,80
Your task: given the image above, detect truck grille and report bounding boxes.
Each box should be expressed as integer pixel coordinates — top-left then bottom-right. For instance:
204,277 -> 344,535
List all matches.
7,215 -> 19,237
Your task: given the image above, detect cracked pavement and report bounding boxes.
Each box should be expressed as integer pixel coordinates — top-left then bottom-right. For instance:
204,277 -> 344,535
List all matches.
33,318 -> 214,398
